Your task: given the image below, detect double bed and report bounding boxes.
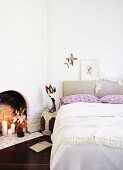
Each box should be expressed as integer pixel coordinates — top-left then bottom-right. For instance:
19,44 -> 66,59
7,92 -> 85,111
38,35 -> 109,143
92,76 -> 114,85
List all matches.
50,80 -> 123,170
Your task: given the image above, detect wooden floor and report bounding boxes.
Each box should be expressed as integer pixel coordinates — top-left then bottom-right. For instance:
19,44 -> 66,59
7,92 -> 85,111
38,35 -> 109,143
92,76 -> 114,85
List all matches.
0,135 -> 51,170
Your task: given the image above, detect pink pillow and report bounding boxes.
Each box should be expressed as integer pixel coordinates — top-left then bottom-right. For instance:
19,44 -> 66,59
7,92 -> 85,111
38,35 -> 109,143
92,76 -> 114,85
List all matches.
60,94 -> 100,105
100,95 -> 123,104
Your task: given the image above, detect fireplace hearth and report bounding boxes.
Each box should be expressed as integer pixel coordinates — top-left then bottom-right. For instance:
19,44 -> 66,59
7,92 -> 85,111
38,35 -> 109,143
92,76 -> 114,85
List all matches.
0,90 -> 27,131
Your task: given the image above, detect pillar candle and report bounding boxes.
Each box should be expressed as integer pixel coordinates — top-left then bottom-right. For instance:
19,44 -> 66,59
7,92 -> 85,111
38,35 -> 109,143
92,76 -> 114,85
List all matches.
11,123 -> 15,133
2,120 -> 8,136
8,128 -> 12,137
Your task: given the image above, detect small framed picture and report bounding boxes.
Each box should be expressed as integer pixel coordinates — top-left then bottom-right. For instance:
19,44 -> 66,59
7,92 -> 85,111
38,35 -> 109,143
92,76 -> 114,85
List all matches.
81,60 -> 99,80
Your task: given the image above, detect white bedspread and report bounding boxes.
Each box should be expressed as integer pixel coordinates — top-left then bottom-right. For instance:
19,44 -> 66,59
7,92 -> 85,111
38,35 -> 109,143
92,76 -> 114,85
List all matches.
50,102 -> 123,170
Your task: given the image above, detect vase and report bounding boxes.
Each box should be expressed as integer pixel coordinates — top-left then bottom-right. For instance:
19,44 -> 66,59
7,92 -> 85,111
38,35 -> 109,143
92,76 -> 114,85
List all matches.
49,98 -> 56,113
16,125 -> 24,137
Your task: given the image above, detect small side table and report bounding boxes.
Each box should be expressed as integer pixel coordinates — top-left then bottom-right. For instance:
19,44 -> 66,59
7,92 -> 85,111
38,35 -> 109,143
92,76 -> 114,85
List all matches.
41,111 -> 57,136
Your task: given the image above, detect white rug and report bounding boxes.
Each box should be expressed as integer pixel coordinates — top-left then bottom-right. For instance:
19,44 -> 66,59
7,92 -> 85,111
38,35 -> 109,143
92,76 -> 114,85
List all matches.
0,132 -> 43,150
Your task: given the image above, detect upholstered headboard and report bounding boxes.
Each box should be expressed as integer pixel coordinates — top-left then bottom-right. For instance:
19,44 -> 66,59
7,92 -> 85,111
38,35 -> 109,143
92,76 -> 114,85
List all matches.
63,80 -> 123,98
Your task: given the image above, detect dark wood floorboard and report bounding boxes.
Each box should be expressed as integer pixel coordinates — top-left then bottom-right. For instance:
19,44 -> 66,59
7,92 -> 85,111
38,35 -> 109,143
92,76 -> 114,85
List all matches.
0,135 -> 51,170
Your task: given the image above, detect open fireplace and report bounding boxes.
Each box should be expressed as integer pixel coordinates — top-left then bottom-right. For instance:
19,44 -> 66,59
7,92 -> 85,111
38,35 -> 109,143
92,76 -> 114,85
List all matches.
0,90 -> 27,132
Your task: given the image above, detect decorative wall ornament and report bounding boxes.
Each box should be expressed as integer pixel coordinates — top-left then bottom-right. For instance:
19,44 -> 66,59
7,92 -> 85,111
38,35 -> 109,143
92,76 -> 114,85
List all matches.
81,60 -> 99,80
64,53 -> 78,68
45,85 -> 56,113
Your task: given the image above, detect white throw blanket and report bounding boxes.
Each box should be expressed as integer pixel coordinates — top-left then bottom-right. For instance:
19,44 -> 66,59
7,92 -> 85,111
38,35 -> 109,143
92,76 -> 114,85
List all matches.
51,102 -> 123,163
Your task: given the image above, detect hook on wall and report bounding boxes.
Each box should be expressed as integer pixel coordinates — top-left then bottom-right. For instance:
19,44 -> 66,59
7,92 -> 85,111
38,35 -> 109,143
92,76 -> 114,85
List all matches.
64,53 -> 78,68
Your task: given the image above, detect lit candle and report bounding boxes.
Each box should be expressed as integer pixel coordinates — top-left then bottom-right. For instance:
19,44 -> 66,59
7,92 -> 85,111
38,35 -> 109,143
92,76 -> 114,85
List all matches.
2,120 -> 8,136
11,123 -> 15,133
8,128 -> 12,137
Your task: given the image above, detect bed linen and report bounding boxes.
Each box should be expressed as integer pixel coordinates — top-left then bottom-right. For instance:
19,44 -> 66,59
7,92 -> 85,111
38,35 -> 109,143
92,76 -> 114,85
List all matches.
50,102 -> 123,170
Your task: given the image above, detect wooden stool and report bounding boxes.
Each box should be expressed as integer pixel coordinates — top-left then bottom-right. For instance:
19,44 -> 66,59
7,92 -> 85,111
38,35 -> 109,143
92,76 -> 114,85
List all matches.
41,111 -> 56,136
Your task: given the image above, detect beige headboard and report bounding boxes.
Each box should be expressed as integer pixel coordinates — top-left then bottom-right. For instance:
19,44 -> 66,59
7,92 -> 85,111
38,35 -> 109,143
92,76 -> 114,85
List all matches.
63,80 -> 123,98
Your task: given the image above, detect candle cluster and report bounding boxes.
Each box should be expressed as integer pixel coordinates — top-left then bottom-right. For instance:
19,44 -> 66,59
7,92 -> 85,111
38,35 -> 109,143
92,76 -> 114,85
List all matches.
2,120 -> 15,137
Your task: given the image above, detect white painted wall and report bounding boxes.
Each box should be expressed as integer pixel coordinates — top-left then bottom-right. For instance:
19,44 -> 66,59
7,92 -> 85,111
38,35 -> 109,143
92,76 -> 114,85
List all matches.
0,0 -> 47,132
47,0 -> 123,102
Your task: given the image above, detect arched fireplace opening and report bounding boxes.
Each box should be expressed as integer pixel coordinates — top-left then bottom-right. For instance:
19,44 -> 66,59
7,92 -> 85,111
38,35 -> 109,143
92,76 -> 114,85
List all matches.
0,90 -> 27,132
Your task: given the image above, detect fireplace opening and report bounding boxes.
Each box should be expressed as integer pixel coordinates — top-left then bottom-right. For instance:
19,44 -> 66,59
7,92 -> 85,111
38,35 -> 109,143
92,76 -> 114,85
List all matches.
0,90 -> 27,132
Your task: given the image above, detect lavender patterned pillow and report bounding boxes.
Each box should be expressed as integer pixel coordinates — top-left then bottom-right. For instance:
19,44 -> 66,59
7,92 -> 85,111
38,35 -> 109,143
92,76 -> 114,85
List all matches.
100,95 -> 123,104
60,94 -> 100,105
